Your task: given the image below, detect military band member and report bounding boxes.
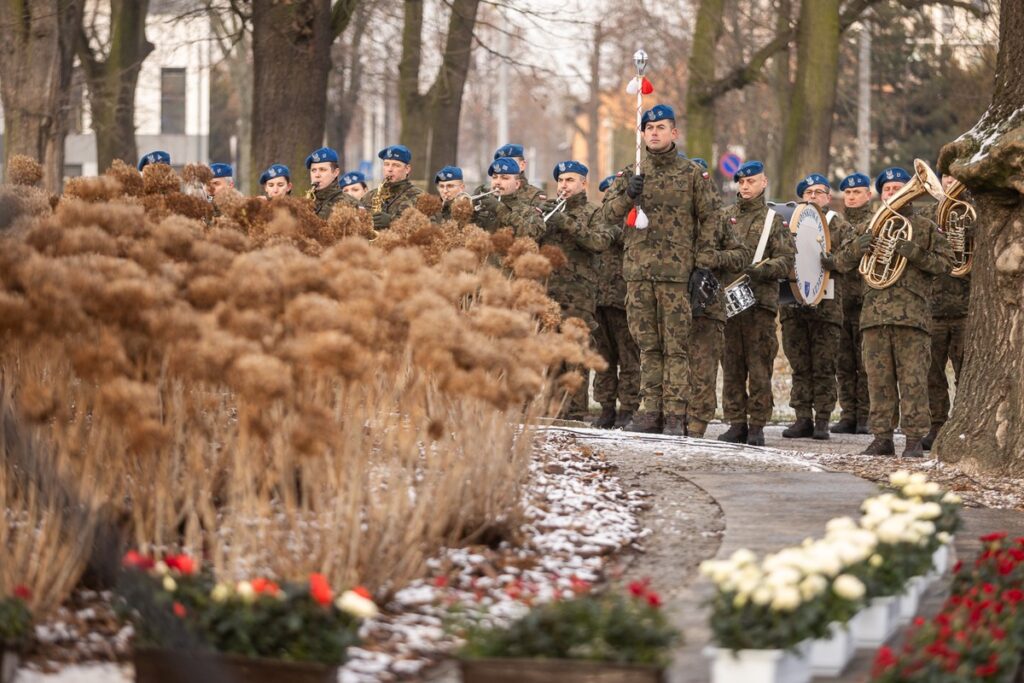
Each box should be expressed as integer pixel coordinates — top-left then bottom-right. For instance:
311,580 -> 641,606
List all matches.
138,150 -> 171,171
434,165 -> 468,221
600,104 -> 721,436
923,173 -> 971,451
360,145 -> 424,229
836,167 -> 954,457
718,161 -> 795,446
780,174 -> 854,441
832,172 -> 874,434
305,146 -> 350,220
541,161 -> 615,420
472,143 -> 546,207
207,163 -> 235,198
474,157 -> 545,240
260,164 -> 292,199
592,175 -> 641,429
340,171 -> 369,201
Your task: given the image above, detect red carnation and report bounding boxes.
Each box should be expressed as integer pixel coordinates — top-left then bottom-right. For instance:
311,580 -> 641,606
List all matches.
165,554 -> 197,576
980,532 -> 1008,543
872,646 -> 898,676
991,626 -> 1006,641
354,585 -> 372,600
309,573 -> 333,606
172,602 -> 187,618
12,585 -> 31,601
976,662 -> 1000,677
122,550 -> 155,571
432,576 -> 448,588
646,592 -> 662,608
251,578 -> 280,596
1004,588 -> 1024,603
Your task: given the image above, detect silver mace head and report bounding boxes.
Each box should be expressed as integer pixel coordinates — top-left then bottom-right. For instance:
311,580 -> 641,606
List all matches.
633,49 -> 648,76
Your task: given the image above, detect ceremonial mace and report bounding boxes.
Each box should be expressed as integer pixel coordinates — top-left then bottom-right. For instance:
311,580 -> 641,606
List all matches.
629,49 -> 650,229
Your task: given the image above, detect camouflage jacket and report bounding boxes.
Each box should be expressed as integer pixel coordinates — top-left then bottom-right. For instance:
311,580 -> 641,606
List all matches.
694,208 -> 753,323
472,174 -> 546,207
541,193 -> 616,313
780,208 -> 855,326
838,204 -> 874,307
836,205 -> 954,333
931,203 -> 971,319
719,193 -> 796,313
600,145 -> 720,283
312,184 -> 357,220
594,227 -> 627,309
474,185 -> 545,241
359,179 -> 423,221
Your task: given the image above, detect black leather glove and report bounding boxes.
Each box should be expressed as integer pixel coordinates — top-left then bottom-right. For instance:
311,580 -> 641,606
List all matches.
820,252 -> 836,270
855,232 -> 874,254
626,173 -> 645,199
744,263 -> 773,281
695,251 -> 719,269
545,210 -> 566,229
373,212 -> 392,229
895,238 -> 918,260
476,193 -> 500,213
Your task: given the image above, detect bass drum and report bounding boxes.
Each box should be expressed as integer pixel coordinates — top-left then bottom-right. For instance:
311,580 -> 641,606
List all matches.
788,203 -> 831,306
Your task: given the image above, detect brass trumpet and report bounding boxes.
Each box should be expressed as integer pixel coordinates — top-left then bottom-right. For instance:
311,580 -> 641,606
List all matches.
468,188 -> 498,211
542,191 -> 568,223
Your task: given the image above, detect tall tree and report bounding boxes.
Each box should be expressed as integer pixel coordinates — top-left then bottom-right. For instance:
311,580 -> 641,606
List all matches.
684,0 -> 727,164
0,0 -> 83,190
398,0 -> 482,186
326,1 -> 371,170
205,2 -> 254,192
77,0 -> 153,172
934,0 -> 1024,476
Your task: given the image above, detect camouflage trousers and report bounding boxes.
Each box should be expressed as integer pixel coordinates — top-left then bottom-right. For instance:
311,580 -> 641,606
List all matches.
625,280 -> 692,414
837,301 -> 869,422
928,316 -> 966,427
687,316 -> 724,427
593,305 -> 641,411
722,307 -> 778,427
558,303 -> 598,418
780,310 -> 841,420
862,325 -> 931,439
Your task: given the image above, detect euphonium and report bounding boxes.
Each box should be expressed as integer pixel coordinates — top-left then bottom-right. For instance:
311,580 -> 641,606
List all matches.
859,159 -> 944,289
936,178 -> 976,277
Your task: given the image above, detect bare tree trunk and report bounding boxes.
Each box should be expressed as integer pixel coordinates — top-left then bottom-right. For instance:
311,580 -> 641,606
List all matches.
935,0 -> 1024,476
77,0 -> 153,172
768,0 -> 792,184
0,0 -> 83,190
251,0 -> 332,193
584,21 -> 603,176
326,2 -> 369,170
685,0 -> 726,163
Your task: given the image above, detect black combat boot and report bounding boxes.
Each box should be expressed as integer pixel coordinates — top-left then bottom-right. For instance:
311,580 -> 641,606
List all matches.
830,417 -> 857,434
688,418 -> 708,439
614,409 -> 635,429
718,423 -> 748,443
902,438 -> 925,458
592,405 -> 617,429
856,417 -> 870,434
782,417 -> 814,438
861,437 -> 896,456
625,411 -> 663,434
663,414 -> 686,436
920,425 -> 941,451
813,417 -> 831,440
746,425 -> 765,446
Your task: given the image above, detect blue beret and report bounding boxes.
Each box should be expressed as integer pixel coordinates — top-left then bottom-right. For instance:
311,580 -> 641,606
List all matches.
379,145 -> 412,164
210,163 -> 233,179
598,175 -> 616,193
875,167 -> 912,195
488,157 -> 521,177
305,147 -> 339,169
138,150 -> 170,171
641,104 -> 675,126
839,173 -> 871,191
434,165 -> 463,183
339,171 -> 367,188
259,164 -> 290,186
553,160 -> 589,180
733,160 -> 764,182
494,143 -> 524,160
796,173 -> 831,198
692,157 -> 708,170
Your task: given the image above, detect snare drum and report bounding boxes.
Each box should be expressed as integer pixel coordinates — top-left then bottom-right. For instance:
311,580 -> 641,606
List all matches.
724,275 -> 756,318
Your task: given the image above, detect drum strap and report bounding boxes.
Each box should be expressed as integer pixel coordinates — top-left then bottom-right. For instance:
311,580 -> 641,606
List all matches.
752,209 -> 776,264
826,210 -> 837,224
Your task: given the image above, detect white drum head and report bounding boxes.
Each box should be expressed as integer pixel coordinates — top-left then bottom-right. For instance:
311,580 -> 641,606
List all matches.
789,203 -> 831,306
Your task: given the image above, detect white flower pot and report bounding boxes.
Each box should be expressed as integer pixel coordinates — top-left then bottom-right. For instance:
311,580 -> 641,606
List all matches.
809,621 -> 856,677
705,641 -> 811,683
852,596 -> 899,647
897,576 -> 926,623
931,543 -> 952,576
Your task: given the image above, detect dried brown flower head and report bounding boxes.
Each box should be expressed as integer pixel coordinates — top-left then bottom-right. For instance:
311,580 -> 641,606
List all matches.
105,159 -> 144,197
539,244 -> 568,271
63,176 -> 124,202
416,193 -> 443,217
142,163 -> 181,195
490,228 -> 515,255
7,155 -> 43,186
450,197 -> 474,224
182,163 -> 214,185
511,253 -> 552,281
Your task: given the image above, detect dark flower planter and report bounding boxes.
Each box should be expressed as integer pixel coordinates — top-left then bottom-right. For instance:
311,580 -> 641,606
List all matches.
1,644 -> 19,683
133,647 -> 339,683
460,657 -> 664,683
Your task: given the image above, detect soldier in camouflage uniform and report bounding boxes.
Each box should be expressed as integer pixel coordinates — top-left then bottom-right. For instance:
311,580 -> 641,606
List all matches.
717,161 -> 796,446
360,145 -> 424,229
306,146 -> 356,220
339,171 -> 369,202
260,163 -> 293,199
600,104 -> 721,436
474,157 -> 546,241
836,167 -> 954,457
434,165 -> 469,222
540,161 -> 616,420
923,173 -> 971,450
832,172 -> 874,434
591,175 -> 641,428
780,174 -> 855,441
471,143 -> 546,207
686,198 -> 753,438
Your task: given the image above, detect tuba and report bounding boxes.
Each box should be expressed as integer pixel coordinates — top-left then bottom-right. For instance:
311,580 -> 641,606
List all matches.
859,159 -> 944,289
936,178 -> 976,277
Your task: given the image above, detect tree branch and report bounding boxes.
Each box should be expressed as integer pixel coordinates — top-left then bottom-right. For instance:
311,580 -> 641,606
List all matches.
331,0 -> 359,40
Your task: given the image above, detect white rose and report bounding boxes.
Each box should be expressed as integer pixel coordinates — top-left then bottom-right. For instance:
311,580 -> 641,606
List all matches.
876,517 -> 909,544
915,502 -> 943,520
766,567 -> 801,588
236,580 -> 256,603
869,554 -> 883,568
733,593 -> 749,608
162,576 -> 177,592
211,583 -> 231,603
833,574 -> 866,601
154,561 -> 169,576
770,585 -> 802,612
912,520 -> 936,540
941,492 -> 962,505
799,574 -> 828,601
751,586 -> 773,606
890,498 -> 912,513
335,590 -> 379,619
908,472 -> 928,486
937,531 -> 952,544
730,549 -> 757,567
809,545 -> 843,577
826,517 -> 858,534
921,482 -> 941,496
889,470 -> 911,487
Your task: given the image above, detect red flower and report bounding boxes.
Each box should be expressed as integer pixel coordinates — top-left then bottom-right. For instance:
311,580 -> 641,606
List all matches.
1004,588 -> 1024,604
991,626 -> 1006,641
165,554 -> 197,576
12,585 -> 31,601
1015,537 -> 1024,546
872,646 -> 898,676
172,602 -> 187,618
980,532 -> 1008,543
353,585 -> 372,600
646,592 -> 662,608
122,550 -> 155,570
569,576 -> 590,594
628,578 -> 650,597
953,560 -> 963,574
998,561 -> 1015,576
251,578 -> 280,596
309,573 -> 333,606
432,576 -> 448,588
975,662 -> 1000,677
